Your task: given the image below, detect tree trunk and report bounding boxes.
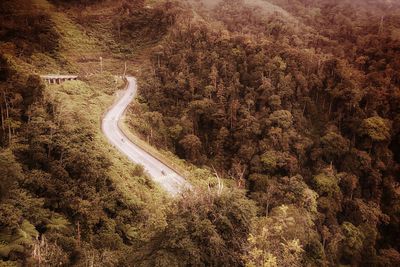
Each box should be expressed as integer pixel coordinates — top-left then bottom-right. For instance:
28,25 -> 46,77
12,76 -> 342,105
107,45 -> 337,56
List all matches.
3,91 -> 9,119
328,99 -> 333,116
379,16 -> 384,34
4,92 -> 10,144
0,103 -> 4,131
8,124 -> 11,144
60,150 -> 64,165
266,198 -> 269,217
123,61 -> 127,78
77,221 -> 81,247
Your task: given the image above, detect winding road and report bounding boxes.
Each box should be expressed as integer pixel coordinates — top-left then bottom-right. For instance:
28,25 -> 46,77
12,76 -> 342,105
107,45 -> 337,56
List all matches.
102,76 -> 190,196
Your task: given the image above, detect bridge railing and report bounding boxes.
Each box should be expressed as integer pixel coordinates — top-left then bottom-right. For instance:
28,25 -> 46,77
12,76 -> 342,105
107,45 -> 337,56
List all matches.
40,75 -> 78,84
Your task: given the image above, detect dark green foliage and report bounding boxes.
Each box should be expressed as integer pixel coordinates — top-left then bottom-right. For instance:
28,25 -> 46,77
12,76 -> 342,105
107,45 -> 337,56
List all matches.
321,131 -> 350,161
133,188 -> 256,267
340,222 -> 365,264
0,0 -> 60,56
135,0 -> 400,266
1,0 -> 400,266
0,1 -> 169,265
0,150 -> 21,201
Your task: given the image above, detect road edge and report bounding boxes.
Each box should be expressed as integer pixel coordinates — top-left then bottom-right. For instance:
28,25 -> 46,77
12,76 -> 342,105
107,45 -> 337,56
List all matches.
100,76 -> 190,181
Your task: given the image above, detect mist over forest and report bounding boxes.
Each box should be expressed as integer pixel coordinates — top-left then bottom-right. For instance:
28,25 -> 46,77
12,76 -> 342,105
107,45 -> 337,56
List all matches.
1,0 -> 400,266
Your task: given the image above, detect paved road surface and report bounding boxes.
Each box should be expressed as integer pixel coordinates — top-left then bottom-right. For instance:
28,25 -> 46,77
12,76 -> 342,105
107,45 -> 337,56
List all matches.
102,77 -> 190,195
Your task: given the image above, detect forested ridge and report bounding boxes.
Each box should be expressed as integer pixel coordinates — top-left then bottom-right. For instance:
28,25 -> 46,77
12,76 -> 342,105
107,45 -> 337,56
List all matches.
131,0 -> 400,266
1,0 -> 400,266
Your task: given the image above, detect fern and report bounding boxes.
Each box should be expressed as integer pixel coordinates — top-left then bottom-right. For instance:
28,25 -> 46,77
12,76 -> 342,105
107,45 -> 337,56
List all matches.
0,220 -> 38,258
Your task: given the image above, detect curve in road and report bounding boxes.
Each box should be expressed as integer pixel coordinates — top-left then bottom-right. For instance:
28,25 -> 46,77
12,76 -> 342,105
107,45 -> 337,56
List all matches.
102,76 -> 191,196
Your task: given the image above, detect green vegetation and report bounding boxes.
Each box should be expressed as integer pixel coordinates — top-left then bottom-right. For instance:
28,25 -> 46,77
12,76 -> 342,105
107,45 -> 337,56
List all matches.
1,0 -> 258,266
1,0 -> 400,266
134,188 -> 257,266
244,205 -> 309,267
129,0 -> 400,266
359,116 -> 391,142
0,0 -> 166,265
0,38 -> 167,265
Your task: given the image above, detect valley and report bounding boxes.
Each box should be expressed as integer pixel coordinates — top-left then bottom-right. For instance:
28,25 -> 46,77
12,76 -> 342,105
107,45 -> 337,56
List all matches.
1,0 -> 400,266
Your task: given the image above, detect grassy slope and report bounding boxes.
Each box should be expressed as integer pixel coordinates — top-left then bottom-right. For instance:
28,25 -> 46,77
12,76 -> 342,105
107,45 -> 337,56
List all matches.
30,0 -> 169,218
32,0 -> 220,199
59,0 -> 219,188
0,1 -> 178,265
33,0 -> 226,193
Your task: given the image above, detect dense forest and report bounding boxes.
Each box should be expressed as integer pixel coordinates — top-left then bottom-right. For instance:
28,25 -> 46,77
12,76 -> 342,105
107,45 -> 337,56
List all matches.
1,0 -> 400,266
132,0 -> 400,266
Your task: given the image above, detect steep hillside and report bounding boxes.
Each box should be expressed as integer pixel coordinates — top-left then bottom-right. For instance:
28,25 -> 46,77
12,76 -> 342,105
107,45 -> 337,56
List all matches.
2,0 -> 400,266
0,0 -> 168,265
131,0 -> 400,266
1,1 -> 257,266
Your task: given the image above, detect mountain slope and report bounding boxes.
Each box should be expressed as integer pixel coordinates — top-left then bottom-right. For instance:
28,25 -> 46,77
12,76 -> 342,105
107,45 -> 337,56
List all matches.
1,1 -> 258,266
0,0 -> 169,265
130,0 -> 400,266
